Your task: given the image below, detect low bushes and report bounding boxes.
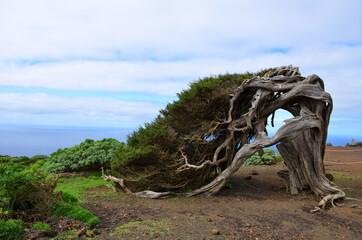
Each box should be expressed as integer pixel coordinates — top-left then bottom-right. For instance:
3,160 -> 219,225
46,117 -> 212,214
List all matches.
30,155 -> 50,160
0,155 -> 37,166
0,219 -> 24,240
32,221 -> 51,231
43,138 -> 122,173
0,156 -> 101,238
52,191 -> 99,227
243,149 -> 282,166
52,202 -> 99,227
0,164 -> 57,220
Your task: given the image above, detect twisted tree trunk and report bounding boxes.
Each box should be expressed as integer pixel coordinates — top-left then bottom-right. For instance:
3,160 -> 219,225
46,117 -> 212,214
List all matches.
102,65 -> 344,210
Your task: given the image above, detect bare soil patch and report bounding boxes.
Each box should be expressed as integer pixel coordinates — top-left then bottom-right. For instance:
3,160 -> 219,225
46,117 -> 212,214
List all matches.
39,147 -> 362,239
324,147 -> 362,173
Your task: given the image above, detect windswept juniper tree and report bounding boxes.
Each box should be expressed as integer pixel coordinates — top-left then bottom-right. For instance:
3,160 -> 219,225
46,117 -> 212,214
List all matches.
103,65 -> 345,210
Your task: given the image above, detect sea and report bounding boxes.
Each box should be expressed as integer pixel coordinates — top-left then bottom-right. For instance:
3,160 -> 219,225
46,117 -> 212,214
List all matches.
0,125 -> 131,157
0,124 -> 359,157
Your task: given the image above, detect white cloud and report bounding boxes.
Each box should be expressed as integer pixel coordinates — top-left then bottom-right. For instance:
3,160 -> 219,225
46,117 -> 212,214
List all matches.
0,1 -> 361,60
0,93 -> 164,125
0,0 -> 361,130
1,45 -> 361,118
0,61 -> 193,95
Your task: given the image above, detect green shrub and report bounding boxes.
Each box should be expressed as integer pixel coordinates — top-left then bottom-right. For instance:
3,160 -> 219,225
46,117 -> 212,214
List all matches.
0,156 -> 35,177
111,143 -> 154,170
112,119 -> 172,168
31,155 -> 50,160
0,164 -> 57,220
32,221 -> 51,231
0,155 -> 11,163
61,191 -> 78,204
0,156 -> 37,167
243,149 -> 282,166
0,165 -> 33,214
52,183 -> 100,227
86,216 -> 100,227
25,159 -> 48,174
44,138 -> 122,173
51,201 -> 99,227
0,219 -> 24,240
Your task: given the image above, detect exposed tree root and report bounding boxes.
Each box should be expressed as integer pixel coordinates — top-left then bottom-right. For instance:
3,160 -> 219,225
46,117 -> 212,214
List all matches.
318,192 -> 346,209
102,168 -> 180,198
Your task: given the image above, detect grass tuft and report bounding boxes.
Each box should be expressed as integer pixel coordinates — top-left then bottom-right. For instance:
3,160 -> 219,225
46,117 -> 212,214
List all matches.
55,176 -> 110,202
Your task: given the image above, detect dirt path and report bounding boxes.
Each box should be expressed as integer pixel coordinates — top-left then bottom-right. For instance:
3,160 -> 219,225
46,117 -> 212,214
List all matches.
77,148 -> 361,240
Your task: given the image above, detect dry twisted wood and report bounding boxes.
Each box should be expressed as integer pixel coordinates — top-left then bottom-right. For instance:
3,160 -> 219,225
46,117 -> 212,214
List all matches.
102,65 -> 344,210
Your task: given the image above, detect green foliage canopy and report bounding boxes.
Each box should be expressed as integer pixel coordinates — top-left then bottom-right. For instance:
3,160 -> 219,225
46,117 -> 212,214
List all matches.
111,70 -> 270,192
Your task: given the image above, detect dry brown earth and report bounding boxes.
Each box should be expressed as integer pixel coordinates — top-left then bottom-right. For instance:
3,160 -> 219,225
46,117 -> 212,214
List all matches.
54,147 -> 362,240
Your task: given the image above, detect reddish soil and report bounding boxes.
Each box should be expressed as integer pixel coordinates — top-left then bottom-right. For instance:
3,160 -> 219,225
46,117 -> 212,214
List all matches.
324,147 -> 362,173
40,147 -> 362,239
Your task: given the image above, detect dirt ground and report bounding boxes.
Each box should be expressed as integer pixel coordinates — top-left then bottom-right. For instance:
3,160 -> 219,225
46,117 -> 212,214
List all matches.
56,147 -> 362,239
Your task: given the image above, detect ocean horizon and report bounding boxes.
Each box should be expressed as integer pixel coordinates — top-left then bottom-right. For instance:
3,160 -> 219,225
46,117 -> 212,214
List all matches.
0,124 -> 359,157
0,124 -> 131,157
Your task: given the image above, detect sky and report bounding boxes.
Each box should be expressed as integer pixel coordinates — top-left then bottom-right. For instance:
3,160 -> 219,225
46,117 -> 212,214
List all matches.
1,0 -> 362,155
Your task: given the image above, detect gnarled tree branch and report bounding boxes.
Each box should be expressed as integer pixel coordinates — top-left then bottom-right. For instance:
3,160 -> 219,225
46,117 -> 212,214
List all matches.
103,65 -> 344,210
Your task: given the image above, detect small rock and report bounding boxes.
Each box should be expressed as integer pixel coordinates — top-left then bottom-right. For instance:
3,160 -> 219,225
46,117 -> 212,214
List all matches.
245,176 -> 252,180
212,229 -> 220,235
187,213 -> 193,216
217,214 -> 223,217
245,223 -> 251,227
77,227 -> 87,237
251,170 -> 258,175
207,218 -> 213,222
350,204 -> 357,208
93,229 -> 101,235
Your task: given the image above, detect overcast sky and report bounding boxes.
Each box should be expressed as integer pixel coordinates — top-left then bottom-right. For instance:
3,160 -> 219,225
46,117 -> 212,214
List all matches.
0,0 -> 361,137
